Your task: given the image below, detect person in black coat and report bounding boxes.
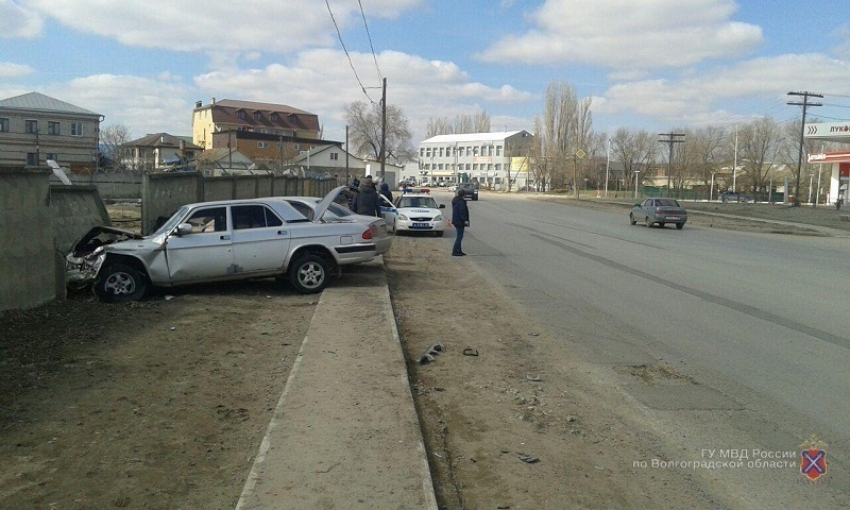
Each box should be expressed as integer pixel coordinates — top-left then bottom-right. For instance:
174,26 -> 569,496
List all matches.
379,182 -> 393,203
451,189 -> 470,256
352,175 -> 382,217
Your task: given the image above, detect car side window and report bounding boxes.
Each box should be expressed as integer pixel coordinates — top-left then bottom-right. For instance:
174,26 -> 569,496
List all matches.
642,200 -> 651,208
286,201 -> 314,221
232,205 -> 283,230
186,206 -> 227,233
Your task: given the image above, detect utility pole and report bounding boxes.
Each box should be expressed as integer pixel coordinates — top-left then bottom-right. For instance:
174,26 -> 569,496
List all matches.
787,91 -> 822,206
380,77 -> 387,180
658,132 -> 685,198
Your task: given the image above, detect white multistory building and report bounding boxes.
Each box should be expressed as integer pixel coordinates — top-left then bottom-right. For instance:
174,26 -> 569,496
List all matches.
416,131 -> 533,190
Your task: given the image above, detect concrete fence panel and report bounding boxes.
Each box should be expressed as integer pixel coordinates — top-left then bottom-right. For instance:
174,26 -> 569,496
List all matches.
50,185 -> 112,254
0,168 -> 60,311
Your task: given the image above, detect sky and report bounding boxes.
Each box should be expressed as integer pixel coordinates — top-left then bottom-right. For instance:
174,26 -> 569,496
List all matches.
1,0 -> 849,148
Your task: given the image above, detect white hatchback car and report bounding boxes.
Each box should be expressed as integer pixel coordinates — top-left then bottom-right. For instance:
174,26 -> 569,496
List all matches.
385,191 -> 446,236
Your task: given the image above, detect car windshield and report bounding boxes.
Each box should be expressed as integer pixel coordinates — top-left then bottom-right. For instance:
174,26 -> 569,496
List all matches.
657,199 -> 680,207
152,205 -> 190,236
398,197 -> 438,208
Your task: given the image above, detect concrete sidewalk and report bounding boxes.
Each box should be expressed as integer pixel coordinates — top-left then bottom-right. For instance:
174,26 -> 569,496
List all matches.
234,259 -> 438,510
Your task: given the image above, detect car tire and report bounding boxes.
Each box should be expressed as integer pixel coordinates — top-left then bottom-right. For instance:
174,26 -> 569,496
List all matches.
95,263 -> 147,303
288,254 -> 330,294
676,223 -> 685,230
645,217 -> 653,228
629,213 -> 637,225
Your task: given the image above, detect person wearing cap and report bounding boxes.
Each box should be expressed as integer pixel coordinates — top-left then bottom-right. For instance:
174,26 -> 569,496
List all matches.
379,182 -> 393,203
352,175 -> 382,217
451,189 -> 470,256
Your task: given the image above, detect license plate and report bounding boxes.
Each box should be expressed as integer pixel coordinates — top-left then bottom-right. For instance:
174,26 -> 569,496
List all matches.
666,216 -> 680,220
412,222 -> 430,228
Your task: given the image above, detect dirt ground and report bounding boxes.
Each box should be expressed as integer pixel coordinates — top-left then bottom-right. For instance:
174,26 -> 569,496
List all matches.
0,197 -> 845,509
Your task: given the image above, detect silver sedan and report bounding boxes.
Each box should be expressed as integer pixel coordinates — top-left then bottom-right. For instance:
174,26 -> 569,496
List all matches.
630,198 -> 688,229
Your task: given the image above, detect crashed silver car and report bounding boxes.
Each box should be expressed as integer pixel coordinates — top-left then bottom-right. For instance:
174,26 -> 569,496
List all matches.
66,186 -> 391,302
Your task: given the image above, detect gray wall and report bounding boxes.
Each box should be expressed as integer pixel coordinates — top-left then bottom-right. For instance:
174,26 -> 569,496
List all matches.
50,185 -> 112,254
0,169 -> 61,311
48,173 -> 143,200
141,172 -> 337,235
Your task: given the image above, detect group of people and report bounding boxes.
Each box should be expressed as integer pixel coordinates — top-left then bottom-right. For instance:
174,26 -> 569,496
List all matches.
348,175 -> 393,218
347,176 -> 470,256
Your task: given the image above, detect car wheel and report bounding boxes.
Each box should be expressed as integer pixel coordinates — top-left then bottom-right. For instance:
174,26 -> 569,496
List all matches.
629,213 -> 637,225
660,222 -> 665,228
289,254 -> 330,294
95,263 -> 147,303
645,216 -> 653,228
676,223 -> 685,230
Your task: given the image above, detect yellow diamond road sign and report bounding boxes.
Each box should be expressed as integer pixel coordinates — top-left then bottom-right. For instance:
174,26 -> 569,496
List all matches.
576,149 -> 586,159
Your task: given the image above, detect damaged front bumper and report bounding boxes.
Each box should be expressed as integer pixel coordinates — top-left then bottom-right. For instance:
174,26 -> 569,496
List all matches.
65,226 -> 143,289
66,251 -> 106,289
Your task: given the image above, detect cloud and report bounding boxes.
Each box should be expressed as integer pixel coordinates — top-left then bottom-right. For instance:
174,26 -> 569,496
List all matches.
0,62 -> 35,78
44,74 -> 194,137
193,49 -> 536,140
595,54 -> 850,126
477,0 -> 762,70
833,24 -> 850,59
0,0 -> 43,38
21,0 -> 421,54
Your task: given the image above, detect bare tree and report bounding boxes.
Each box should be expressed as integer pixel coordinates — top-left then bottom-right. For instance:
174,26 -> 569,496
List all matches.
100,123 -> 133,173
737,117 -> 782,193
426,116 -> 453,137
472,111 -> 491,133
344,101 -> 417,164
612,128 -> 659,195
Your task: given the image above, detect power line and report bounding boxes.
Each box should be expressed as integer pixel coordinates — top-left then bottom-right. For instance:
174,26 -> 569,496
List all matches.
325,0 -> 375,103
357,0 -> 383,82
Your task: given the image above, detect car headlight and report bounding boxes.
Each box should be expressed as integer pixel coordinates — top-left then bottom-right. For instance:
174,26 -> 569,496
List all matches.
399,214 -> 409,220
434,214 -> 443,221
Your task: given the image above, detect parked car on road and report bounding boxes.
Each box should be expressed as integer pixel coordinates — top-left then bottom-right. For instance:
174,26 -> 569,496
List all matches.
720,191 -> 754,203
66,186 -> 391,302
459,182 -> 479,201
630,198 -> 688,229
389,191 -> 446,236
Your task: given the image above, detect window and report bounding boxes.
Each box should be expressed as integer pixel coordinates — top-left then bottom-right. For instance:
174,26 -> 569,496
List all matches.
26,120 -> 38,134
0,118 -> 8,132
258,142 -> 269,149
27,153 -> 38,165
237,111 -> 246,120
46,153 -> 58,162
186,207 -> 228,233
496,145 -> 502,156
48,122 -> 60,135
425,148 -> 431,158
270,113 -> 279,122
232,205 -> 283,230
70,122 -> 83,136
253,112 -> 262,121
330,152 -> 339,161
458,147 -> 464,157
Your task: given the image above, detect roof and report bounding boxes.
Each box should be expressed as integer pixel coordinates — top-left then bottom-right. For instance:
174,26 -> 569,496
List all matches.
202,99 -> 320,133
0,92 -> 100,117
126,132 -> 203,150
421,131 -> 530,144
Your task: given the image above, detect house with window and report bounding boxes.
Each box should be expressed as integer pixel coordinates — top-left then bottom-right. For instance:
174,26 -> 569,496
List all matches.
121,132 -> 203,173
0,92 -> 103,171
192,98 -> 322,150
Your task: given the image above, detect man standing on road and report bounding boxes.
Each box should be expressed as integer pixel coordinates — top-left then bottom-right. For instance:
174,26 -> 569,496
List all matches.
352,175 -> 382,217
451,189 -> 470,256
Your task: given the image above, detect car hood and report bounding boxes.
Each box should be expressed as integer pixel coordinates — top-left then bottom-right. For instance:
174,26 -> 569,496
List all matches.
313,185 -> 348,224
68,226 -> 145,257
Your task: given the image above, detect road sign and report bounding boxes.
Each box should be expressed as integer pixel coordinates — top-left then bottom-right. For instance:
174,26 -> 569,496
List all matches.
576,149 -> 586,159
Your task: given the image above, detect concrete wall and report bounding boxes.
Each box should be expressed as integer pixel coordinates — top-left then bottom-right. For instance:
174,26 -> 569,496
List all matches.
0,168 -> 61,311
50,185 -> 111,254
49,173 -> 143,200
141,172 -> 337,235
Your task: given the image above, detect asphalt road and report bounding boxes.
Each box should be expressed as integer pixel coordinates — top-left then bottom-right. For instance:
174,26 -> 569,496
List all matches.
430,190 -> 850,508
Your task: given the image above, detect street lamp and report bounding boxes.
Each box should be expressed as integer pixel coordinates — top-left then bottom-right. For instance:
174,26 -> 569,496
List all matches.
605,138 -> 611,198
634,170 -> 641,199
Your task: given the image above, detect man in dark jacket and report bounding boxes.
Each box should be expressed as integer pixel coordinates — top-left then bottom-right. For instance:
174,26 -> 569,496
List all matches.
379,182 -> 393,203
451,189 -> 470,256
352,175 -> 382,217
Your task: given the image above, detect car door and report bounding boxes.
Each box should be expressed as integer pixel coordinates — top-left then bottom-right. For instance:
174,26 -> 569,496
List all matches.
379,194 -> 397,230
164,205 -> 234,283
230,204 -> 290,274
